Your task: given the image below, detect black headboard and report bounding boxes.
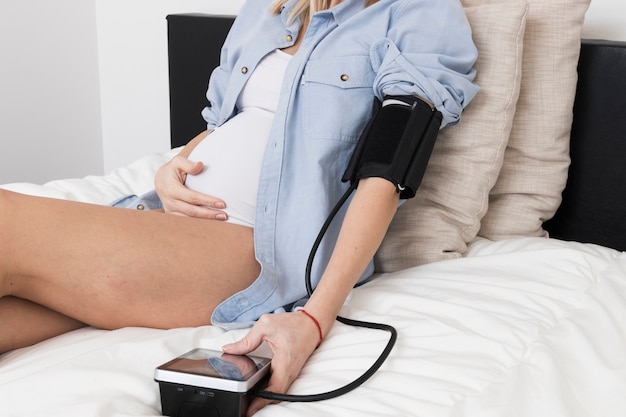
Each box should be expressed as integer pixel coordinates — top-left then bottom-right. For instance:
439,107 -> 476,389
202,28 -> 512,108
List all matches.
166,14 -> 626,252
543,40 -> 626,251
166,14 -> 235,148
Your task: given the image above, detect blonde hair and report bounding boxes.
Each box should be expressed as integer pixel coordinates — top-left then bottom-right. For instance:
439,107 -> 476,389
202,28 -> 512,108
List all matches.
270,0 -> 379,23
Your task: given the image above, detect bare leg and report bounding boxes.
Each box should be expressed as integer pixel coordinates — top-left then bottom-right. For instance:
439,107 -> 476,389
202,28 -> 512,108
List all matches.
0,296 -> 86,353
0,189 -> 260,351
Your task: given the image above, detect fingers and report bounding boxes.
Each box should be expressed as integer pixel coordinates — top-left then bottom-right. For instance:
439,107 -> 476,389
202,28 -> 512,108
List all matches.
166,188 -> 228,219
222,323 -> 281,416
247,347 -> 299,416
222,328 -> 264,356
224,313 -> 322,416
155,156 -> 228,219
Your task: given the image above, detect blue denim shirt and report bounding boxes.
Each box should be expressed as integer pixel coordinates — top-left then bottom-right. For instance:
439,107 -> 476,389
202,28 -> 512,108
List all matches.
201,0 -> 479,327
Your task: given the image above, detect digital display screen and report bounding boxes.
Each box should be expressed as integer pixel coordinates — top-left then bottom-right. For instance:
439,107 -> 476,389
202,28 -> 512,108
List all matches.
158,348 -> 271,381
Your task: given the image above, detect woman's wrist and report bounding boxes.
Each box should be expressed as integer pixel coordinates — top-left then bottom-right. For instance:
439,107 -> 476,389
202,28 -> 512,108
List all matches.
299,296 -> 342,347
298,309 -> 323,348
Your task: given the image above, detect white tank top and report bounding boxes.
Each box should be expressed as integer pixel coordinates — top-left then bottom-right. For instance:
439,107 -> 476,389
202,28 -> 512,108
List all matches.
185,49 -> 292,227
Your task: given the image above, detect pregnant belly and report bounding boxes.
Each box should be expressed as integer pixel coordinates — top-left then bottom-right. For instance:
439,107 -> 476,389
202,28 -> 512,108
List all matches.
185,108 -> 273,227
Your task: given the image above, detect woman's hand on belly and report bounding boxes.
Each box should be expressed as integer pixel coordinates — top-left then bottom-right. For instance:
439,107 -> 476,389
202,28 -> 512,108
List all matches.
155,155 -> 228,220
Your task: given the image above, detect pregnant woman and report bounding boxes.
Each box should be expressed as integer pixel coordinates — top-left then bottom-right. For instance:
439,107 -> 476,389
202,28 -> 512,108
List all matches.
0,1 -> 478,415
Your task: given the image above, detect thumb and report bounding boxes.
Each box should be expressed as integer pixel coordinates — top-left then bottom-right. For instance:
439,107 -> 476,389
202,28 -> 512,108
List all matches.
223,330 -> 264,356
185,160 -> 204,175
170,155 -> 203,175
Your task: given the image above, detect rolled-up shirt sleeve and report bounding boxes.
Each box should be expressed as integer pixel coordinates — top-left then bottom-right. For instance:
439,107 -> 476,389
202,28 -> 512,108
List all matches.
371,0 -> 479,127
201,19 -> 243,132
201,65 -> 229,132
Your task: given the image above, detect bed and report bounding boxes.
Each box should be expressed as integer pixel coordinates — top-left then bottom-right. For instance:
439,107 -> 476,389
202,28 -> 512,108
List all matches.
2,3 -> 626,417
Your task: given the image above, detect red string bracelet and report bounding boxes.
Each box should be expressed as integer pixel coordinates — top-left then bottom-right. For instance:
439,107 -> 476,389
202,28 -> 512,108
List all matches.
299,309 -> 323,348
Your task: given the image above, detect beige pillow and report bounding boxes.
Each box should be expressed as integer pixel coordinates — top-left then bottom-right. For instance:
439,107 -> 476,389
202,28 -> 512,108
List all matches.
374,2 -> 528,272
476,0 -> 591,239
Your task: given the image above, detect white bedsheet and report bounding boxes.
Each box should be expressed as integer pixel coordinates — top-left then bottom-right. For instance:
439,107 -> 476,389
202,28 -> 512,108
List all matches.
2,151 -> 625,417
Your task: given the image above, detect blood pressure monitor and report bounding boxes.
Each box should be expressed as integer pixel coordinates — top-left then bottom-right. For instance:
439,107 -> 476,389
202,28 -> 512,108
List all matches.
154,348 -> 271,417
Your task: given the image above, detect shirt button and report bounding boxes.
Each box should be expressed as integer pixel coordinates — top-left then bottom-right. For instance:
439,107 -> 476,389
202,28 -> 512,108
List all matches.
136,204 -> 145,210
285,34 -> 293,42
241,66 -> 248,74
340,74 -> 350,82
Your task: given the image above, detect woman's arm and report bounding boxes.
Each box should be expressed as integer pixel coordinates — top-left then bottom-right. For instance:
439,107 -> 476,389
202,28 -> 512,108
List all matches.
224,177 -> 399,415
303,177 -> 399,336
154,130 -> 229,219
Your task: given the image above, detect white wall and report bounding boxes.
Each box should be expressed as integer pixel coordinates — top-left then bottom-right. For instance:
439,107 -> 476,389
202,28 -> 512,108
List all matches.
0,0 -> 102,184
583,0 -> 626,41
1,0 -> 624,184
96,0 -> 245,174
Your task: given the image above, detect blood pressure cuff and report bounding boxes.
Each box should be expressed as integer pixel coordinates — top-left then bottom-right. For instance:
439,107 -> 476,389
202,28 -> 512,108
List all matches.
342,96 -> 442,199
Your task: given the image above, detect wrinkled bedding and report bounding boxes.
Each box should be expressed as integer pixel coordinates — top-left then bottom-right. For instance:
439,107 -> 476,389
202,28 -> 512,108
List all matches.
1,151 -> 625,417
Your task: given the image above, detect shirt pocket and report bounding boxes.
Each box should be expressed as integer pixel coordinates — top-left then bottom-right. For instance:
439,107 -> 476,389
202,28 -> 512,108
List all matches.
300,56 -> 376,142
